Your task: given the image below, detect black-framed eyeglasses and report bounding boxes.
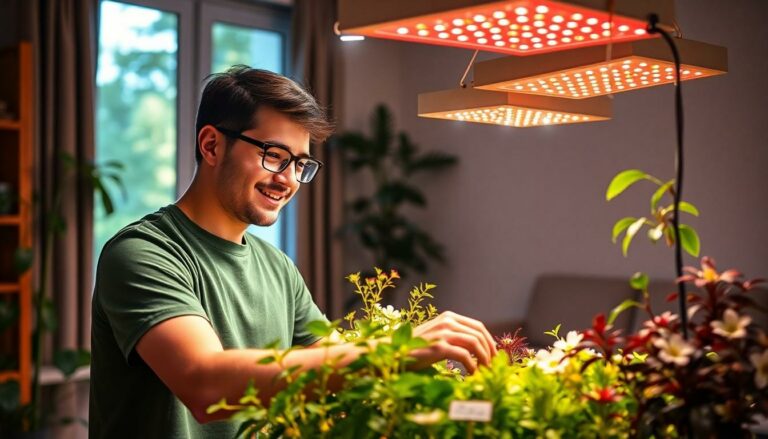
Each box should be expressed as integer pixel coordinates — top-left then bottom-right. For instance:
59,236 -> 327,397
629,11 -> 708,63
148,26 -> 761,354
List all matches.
215,126 -> 323,183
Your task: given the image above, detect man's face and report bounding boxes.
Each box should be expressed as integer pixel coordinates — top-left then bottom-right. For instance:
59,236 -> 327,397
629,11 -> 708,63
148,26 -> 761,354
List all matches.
215,106 -> 310,227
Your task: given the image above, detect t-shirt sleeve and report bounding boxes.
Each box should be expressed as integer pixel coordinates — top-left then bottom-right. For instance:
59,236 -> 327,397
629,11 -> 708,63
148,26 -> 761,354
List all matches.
96,234 -> 208,362
286,255 -> 328,346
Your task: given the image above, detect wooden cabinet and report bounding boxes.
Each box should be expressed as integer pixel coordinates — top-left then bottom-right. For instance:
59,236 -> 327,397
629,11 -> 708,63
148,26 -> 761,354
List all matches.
0,42 -> 33,405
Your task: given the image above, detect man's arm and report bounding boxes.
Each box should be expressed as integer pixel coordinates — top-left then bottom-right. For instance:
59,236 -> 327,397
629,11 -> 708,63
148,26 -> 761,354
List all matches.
137,311 -> 497,424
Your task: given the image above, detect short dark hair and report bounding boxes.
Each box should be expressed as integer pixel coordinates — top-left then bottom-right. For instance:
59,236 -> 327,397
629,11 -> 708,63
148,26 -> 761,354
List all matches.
194,65 -> 334,163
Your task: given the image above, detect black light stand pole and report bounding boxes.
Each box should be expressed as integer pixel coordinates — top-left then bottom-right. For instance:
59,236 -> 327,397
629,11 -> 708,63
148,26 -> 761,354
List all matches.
647,14 -> 689,340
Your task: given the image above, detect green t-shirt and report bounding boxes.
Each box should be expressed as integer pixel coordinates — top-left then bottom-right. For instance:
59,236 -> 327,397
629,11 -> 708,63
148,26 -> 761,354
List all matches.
89,205 -> 326,438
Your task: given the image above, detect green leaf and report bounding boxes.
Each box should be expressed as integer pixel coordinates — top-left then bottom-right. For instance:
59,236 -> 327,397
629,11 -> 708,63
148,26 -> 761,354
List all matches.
608,299 -> 642,325
0,300 -> 19,332
392,323 -> 413,347
376,182 -> 427,207
405,152 -> 458,175
606,169 -> 649,201
544,323 -> 561,338
678,224 -> 700,257
101,159 -> 125,170
372,104 -> 394,157
622,217 -> 647,257
257,355 -> 276,365
630,352 -> 648,364
40,296 -> 58,331
663,201 -> 700,217
629,272 -> 649,291
611,217 -> 637,243
306,320 -> 334,338
53,349 -> 91,378
0,380 -> 20,412
349,197 -> 370,214
396,132 -> 417,166
13,247 -> 34,274
651,180 -> 674,212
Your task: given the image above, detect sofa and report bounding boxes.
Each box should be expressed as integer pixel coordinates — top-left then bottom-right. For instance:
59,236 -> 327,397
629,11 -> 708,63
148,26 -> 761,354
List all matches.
487,273 -> 768,349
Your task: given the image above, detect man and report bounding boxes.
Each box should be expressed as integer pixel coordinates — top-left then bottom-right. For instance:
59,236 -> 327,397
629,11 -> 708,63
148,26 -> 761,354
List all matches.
90,66 -> 496,438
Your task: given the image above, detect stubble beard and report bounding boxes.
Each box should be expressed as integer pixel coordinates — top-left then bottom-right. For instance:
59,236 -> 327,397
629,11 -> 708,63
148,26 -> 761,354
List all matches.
218,155 -> 284,227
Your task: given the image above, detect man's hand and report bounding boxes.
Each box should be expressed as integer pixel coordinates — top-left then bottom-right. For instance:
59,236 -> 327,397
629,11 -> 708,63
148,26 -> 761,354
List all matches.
410,311 -> 498,374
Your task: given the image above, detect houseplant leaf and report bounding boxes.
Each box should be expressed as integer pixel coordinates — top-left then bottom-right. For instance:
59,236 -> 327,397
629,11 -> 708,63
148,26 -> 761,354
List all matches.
650,180 -> 674,211
606,169 -> 649,201
612,217 -> 637,243
662,201 -> 700,217
12,247 -> 34,274
53,348 -> 91,378
678,224 -> 700,257
405,152 -> 458,176
622,217 -> 647,256
0,300 -> 19,332
371,104 -> 393,157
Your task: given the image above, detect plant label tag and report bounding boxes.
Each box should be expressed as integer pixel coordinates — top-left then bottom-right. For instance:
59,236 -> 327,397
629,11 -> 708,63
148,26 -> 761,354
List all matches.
448,400 -> 493,422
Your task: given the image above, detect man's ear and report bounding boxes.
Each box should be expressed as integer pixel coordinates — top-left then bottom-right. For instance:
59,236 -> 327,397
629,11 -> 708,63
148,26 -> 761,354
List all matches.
197,125 -> 224,166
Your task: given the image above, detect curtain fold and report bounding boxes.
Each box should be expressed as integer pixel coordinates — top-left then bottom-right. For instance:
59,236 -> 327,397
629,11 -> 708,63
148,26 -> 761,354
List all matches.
291,0 -> 346,319
35,0 -> 98,371
15,0 -> 98,436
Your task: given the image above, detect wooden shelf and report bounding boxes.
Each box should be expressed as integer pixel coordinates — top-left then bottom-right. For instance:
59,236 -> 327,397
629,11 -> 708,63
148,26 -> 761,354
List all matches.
0,42 -> 33,405
0,370 -> 21,382
0,118 -> 20,130
0,282 -> 19,294
0,215 -> 21,225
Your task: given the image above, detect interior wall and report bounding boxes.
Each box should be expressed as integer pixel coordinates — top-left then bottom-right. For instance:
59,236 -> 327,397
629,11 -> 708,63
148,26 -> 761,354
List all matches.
339,0 -> 768,325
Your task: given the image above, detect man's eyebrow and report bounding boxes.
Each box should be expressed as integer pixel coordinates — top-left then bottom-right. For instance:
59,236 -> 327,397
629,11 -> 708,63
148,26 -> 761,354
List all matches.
265,140 -> 312,159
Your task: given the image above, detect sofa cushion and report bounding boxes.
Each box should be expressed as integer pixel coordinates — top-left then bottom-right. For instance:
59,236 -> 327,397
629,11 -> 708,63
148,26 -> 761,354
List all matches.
523,274 -> 640,347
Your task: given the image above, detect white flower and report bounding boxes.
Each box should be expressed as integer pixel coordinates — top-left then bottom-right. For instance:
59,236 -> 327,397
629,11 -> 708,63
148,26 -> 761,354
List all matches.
407,410 -> 445,425
535,348 -> 568,374
374,303 -> 402,331
750,350 -> 768,389
653,333 -> 695,366
554,330 -> 583,352
711,309 -> 751,339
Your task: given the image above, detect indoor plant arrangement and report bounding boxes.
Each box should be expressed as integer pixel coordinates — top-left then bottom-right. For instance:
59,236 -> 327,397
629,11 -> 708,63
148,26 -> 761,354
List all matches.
214,168 -> 767,438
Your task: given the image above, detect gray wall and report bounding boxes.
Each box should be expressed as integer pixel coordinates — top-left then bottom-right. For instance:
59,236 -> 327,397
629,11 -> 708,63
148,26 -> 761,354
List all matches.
339,0 -> 768,325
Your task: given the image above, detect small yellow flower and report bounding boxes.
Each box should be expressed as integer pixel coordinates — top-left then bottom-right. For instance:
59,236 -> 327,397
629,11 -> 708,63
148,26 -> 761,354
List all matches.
711,309 -> 751,339
390,269 -> 400,279
346,272 -> 361,284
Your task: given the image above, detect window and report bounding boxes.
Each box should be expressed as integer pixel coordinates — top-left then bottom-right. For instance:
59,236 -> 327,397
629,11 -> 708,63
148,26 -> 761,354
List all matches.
95,1 -> 179,257
95,0 -> 293,264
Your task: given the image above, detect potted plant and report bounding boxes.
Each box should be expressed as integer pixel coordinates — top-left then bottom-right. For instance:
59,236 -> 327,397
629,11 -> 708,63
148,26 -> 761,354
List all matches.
337,104 -> 458,280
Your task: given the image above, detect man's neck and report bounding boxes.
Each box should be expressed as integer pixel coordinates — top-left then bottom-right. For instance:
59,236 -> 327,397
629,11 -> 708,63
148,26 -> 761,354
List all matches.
175,178 -> 247,244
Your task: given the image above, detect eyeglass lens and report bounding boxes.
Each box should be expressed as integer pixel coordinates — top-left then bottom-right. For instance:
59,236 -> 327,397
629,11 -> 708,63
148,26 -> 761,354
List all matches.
262,146 -> 320,183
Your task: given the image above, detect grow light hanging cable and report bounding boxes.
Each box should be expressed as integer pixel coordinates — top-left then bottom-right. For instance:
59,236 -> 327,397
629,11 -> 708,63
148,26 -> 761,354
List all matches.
459,50 -> 479,88
647,14 -> 688,340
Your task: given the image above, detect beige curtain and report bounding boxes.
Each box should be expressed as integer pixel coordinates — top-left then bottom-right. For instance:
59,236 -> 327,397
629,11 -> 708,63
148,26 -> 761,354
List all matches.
31,0 -> 99,372
292,0 -> 346,319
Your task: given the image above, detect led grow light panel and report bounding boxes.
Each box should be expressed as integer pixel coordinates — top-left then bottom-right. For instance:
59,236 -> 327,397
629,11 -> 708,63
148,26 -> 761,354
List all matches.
474,38 -> 728,98
338,0 -> 675,56
418,88 -> 611,127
